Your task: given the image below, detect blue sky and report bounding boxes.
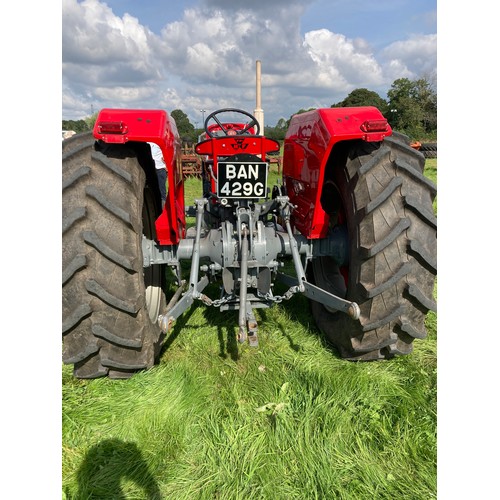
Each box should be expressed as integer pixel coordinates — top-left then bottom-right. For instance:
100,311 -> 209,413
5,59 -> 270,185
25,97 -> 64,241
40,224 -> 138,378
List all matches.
62,0 -> 436,126
101,0 -> 436,48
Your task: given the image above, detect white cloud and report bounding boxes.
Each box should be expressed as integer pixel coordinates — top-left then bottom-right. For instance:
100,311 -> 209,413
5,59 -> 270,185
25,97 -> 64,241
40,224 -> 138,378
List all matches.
63,0 -> 154,65
92,86 -> 157,102
303,29 -> 384,92
380,34 -> 437,81
62,0 -> 161,90
62,0 -> 437,125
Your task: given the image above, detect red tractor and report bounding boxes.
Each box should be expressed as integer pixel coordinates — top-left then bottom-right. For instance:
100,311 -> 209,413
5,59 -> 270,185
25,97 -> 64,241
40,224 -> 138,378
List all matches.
62,107 -> 436,378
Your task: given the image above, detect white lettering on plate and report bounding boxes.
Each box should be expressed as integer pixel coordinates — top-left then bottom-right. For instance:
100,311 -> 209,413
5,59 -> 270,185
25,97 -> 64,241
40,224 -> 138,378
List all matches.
224,164 -> 259,180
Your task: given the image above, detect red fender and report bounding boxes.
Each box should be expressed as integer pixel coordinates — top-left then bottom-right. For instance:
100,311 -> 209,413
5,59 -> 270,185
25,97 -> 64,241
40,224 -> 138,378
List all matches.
282,107 -> 392,239
93,109 -> 184,245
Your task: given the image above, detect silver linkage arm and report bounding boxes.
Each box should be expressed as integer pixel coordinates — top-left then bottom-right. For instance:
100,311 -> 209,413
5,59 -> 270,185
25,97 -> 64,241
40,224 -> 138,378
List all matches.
237,225 -> 250,343
158,198 -> 209,334
277,273 -> 360,320
276,196 -> 360,320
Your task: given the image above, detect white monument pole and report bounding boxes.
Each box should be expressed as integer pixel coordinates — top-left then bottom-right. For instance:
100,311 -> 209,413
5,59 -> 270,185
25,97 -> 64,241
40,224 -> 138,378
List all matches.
254,60 -> 264,134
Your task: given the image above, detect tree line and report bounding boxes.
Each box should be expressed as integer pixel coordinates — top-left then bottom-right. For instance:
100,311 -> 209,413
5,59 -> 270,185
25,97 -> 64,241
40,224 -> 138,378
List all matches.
264,77 -> 436,142
63,77 -> 436,143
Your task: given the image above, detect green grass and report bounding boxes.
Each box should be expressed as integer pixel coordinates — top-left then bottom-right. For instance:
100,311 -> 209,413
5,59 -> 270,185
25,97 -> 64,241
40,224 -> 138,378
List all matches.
62,160 -> 437,500
424,159 -> 437,215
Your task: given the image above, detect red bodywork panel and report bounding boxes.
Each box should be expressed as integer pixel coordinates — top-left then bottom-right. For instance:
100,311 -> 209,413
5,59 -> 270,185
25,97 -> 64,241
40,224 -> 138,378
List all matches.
93,109 -> 185,245
206,122 -> 256,137
197,123 -> 256,143
282,107 -> 392,239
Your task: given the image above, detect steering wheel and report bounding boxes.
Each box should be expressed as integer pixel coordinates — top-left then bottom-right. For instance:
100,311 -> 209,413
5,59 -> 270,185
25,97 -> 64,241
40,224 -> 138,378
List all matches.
204,108 -> 260,138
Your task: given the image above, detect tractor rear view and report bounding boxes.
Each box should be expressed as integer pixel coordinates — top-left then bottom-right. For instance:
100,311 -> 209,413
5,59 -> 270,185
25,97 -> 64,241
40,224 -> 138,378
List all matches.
62,106 -> 436,378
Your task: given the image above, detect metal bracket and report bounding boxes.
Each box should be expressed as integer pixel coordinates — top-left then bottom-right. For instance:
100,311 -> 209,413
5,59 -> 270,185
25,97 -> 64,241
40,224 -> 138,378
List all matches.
158,276 -> 209,333
246,304 -> 259,347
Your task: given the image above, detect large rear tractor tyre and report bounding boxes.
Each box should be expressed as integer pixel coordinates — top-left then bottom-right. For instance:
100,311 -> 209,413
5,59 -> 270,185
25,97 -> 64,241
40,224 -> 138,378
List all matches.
62,133 -> 166,379
310,132 -> 437,360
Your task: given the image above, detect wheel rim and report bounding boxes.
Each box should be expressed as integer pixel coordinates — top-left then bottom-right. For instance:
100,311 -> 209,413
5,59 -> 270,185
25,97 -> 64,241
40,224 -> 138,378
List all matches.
142,188 -> 162,322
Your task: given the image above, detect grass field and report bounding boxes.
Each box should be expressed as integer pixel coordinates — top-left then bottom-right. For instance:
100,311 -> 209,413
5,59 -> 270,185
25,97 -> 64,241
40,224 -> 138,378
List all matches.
62,159 -> 437,499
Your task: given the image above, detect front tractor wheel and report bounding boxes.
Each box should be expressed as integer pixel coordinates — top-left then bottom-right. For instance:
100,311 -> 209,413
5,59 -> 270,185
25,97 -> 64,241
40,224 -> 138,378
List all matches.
310,133 -> 437,360
62,133 -> 166,378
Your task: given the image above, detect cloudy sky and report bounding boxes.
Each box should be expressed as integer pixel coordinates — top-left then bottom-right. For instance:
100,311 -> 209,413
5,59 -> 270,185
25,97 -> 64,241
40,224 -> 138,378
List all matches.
62,0 -> 436,127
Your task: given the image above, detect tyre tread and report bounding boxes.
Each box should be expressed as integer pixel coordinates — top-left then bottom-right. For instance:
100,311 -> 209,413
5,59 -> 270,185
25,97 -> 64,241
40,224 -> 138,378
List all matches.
62,135 -> 165,378
310,133 -> 437,360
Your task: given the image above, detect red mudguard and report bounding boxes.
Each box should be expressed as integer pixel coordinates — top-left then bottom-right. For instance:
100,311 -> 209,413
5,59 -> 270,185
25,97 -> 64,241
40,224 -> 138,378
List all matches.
282,107 -> 392,239
93,109 -> 184,245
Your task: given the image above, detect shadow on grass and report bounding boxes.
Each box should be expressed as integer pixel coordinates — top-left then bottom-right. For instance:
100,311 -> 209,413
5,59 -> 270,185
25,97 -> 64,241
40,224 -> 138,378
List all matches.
73,439 -> 162,499
159,265 -> 343,362
217,323 -> 239,361
265,279 -> 343,359
258,307 -> 301,353
159,279 -> 241,361
201,299 -> 240,361
159,299 -> 199,354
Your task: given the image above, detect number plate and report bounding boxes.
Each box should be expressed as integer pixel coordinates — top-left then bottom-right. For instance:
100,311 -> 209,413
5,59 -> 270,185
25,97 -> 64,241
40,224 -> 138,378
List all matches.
217,161 -> 268,199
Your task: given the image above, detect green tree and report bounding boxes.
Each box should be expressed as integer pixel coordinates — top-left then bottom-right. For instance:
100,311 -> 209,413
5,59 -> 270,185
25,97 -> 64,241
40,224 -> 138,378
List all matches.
62,119 -> 89,133
294,108 -> 316,116
284,108 -> 316,128
276,118 -> 288,130
332,88 -> 388,113
171,109 -> 196,142
386,77 -> 437,139
264,118 -> 289,141
414,77 -> 437,133
85,112 -> 99,131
